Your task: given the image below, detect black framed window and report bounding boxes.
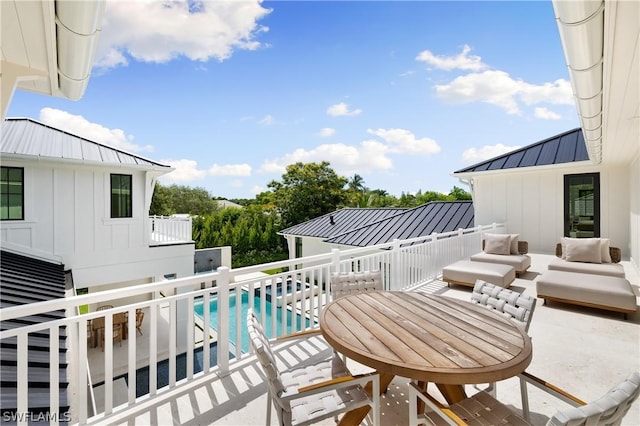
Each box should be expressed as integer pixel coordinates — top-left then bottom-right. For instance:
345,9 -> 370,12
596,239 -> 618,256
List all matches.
111,174 -> 132,218
1,167 -> 24,220
564,173 -> 600,238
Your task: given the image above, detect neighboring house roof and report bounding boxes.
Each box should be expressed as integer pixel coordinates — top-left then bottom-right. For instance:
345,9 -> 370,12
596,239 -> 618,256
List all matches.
0,250 -> 69,415
453,128 -> 588,175
216,200 -> 243,209
1,118 -> 172,171
279,207 -> 407,239
324,201 -> 474,247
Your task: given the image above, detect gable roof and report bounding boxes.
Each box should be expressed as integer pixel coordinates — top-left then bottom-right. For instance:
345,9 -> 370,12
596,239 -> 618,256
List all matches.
1,118 -> 172,170
278,207 -> 407,239
453,128 -> 589,175
325,201 -> 474,247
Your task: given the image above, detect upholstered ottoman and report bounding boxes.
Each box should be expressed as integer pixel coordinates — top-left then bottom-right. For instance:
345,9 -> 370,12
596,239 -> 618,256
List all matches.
442,260 -> 515,288
537,270 -> 637,318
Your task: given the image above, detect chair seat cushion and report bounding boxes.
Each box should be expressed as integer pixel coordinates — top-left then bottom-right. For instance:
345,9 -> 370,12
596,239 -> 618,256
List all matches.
548,257 -> 625,278
470,252 -> 531,272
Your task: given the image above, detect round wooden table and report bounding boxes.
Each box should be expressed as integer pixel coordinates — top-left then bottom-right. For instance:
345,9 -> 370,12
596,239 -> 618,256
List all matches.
320,291 -> 532,424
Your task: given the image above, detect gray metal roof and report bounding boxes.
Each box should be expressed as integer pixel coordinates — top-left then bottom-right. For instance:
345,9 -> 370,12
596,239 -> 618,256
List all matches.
1,118 -> 171,169
324,201 -> 474,247
454,128 -> 588,174
279,207 -> 407,238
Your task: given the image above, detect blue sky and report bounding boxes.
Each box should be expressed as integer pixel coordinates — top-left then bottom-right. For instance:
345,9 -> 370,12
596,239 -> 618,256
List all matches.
7,0 -> 579,200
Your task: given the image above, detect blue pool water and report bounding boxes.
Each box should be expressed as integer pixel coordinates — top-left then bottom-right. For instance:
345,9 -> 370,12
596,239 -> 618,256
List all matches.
194,290 -> 312,353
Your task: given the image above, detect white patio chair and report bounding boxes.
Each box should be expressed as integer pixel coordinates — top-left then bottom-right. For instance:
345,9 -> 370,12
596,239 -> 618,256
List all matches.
247,309 -> 380,426
469,279 -> 537,396
330,270 -> 383,301
408,371 -> 640,426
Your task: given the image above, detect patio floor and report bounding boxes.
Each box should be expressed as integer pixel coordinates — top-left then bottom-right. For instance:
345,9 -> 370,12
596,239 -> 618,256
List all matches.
90,253 -> 640,425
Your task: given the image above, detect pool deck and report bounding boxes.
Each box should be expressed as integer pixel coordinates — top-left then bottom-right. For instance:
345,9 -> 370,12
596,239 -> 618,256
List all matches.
90,253 -> 640,425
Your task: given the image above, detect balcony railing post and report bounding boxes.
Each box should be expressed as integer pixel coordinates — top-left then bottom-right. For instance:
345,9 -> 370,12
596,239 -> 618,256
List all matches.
392,239 -> 401,290
217,266 -> 230,375
331,248 -> 341,274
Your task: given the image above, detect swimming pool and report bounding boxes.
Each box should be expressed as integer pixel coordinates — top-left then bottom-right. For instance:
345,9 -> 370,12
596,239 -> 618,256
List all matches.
194,290 -> 312,353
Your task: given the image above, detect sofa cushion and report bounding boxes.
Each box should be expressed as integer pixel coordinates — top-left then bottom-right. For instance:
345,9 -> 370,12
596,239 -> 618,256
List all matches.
442,260 -> 515,288
509,234 -> 519,255
484,233 -> 511,255
548,257 -> 625,278
470,252 -> 531,272
564,238 -> 602,263
600,238 -> 612,263
537,270 -> 636,313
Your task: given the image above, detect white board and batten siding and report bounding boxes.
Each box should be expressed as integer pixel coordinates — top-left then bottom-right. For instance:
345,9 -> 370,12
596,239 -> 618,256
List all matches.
472,162 -> 632,258
0,159 -> 194,289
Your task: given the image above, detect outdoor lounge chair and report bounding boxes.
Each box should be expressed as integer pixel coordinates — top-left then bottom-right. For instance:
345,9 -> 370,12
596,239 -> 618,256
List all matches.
408,371 -> 640,426
247,309 -> 380,426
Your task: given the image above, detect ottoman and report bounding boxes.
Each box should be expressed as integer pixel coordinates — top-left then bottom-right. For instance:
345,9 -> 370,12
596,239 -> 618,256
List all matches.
442,260 -> 515,288
536,270 -> 637,318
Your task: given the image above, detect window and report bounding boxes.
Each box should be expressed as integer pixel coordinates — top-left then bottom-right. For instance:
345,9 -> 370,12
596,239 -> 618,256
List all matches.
111,174 -> 132,218
1,167 -> 24,220
564,173 -> 600,238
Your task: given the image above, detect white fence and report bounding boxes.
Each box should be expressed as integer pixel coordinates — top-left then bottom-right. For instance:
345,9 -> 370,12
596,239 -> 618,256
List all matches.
0,223 -> 504,425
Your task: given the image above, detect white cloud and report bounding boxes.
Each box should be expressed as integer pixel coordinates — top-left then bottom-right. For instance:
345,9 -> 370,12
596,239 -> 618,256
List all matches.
327,102 -> 362,117
319,127 -> 336,137
534,107 -> 562,120
461,144 -> 521,164
259,128 -> 438,177
38,108 -> 153,152
160,159 -> 208,183
95,0 -> 271,68
259,114 -> 274,125
209,163 -> 252,176
367,128 -> 440,155
416,44 -> 487,71
251,185 -> 264,195
434,70 -> 573,115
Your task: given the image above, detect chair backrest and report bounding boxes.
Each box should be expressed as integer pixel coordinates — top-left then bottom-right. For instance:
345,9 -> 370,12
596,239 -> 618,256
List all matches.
330,271 -> 383,300
246,309 -> 286,398
471,280 -> 536,331
547,372 -> 640,426
136,310 -> 144,326
555,242 -> 621,263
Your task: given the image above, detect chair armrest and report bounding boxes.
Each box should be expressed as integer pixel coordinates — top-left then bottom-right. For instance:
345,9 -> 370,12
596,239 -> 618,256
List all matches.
275,328 -> 322,340
280,372 -> 379,401
520,372 -> 586,407
409,382 -> 468,426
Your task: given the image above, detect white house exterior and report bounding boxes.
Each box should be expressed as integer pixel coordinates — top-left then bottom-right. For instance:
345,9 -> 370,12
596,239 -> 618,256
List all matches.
0,118 -> 195,294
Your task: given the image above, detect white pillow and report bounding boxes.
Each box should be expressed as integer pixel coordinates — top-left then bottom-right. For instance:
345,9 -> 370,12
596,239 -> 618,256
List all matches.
600,238 -> 612,263
484,233 -> 511,255
564,238 -> 602,263
509,234 -> 519,255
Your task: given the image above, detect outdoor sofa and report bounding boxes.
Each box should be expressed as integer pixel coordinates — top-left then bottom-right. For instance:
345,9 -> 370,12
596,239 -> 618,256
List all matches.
470,234 -> 531,276
536,238 -> 637,318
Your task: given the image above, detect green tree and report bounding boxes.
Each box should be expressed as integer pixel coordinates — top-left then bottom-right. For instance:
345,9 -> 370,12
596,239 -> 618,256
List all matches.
149,183 -> 218,216
267,162 -> 348,228
448,186 -> 472,200
149,182 -> 174,216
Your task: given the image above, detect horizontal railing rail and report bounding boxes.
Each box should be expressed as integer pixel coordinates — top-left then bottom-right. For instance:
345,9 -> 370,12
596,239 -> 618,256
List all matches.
0,223 -> 504,425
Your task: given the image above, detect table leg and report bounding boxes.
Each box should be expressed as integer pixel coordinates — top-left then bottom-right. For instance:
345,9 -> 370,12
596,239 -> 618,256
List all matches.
337,372 -> 394,426
436,383 -> 467,404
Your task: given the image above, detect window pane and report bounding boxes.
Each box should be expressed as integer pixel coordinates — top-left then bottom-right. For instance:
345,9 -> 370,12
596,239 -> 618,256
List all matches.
111,174 -> 132,218
0,167 -> 24,220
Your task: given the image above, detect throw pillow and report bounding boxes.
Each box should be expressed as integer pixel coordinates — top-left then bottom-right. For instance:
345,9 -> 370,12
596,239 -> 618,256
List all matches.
509,234 -> 519,255
600,238 -> 612,263
484,233 -> 511,255
564,238 -> 602,263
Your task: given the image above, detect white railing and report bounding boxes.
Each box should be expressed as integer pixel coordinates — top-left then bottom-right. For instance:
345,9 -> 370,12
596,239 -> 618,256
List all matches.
0,223 -> 504,425
149,215 -> 192,244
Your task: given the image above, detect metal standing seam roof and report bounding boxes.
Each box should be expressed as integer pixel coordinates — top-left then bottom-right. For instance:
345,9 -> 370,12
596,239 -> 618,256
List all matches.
1,118 -> 172,170
324,201 -> 474,247
453,128 -> 589,174
278,207 -> 408,239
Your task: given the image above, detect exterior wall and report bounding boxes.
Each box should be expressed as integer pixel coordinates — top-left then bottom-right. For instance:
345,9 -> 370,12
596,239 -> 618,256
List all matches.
301,236 -> 332,257
472,162 -> 630,257
0,158 -> 194,288
630,154 -> 640,270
